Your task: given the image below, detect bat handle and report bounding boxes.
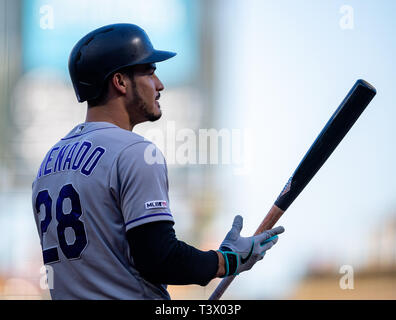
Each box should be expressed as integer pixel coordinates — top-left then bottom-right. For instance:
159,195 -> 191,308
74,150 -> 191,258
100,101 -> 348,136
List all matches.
209,205 -> 285,300
209,275 -> 236,300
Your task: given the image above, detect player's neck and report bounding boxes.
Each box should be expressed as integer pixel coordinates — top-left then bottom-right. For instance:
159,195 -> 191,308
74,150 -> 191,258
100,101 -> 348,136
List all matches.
85,103 -> 134,131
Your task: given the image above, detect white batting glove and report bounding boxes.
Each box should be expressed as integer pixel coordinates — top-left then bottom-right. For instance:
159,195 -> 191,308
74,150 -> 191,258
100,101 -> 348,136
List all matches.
218,215 -> 285,277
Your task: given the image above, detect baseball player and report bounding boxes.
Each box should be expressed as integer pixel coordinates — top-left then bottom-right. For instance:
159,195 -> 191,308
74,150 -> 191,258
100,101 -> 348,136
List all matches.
32,23 -> 285,300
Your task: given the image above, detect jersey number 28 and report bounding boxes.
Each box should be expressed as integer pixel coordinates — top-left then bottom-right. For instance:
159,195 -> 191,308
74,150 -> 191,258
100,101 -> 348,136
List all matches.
35,184 -> 88,264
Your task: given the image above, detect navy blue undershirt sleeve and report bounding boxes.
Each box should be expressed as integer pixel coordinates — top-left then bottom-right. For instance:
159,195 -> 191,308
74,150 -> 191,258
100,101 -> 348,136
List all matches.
127,221 -> 218,286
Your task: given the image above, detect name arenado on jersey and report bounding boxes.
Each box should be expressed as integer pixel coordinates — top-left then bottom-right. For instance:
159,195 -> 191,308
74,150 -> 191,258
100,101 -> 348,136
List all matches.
36,140 -> 106,179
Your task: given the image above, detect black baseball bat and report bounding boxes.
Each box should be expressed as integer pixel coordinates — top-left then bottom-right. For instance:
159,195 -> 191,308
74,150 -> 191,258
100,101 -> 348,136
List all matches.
209,79 -> 377,300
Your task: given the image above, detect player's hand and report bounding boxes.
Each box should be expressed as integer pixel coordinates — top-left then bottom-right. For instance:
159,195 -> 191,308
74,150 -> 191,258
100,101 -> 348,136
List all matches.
218,215 -> 285,277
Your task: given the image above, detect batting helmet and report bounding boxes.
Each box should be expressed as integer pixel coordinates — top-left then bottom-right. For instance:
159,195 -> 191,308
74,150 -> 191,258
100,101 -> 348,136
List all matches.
68,23 -> 176,103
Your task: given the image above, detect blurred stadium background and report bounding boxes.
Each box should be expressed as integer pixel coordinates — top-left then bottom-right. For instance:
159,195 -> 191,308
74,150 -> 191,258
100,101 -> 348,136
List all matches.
0,0 -> 395,299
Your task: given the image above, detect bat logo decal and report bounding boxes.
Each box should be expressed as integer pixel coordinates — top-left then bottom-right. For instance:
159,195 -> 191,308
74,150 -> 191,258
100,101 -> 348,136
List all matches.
279,177 -> 292,197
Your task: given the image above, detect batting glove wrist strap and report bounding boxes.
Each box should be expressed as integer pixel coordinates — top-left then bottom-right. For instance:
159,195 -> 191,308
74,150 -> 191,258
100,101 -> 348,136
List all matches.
218,250 -> 239,277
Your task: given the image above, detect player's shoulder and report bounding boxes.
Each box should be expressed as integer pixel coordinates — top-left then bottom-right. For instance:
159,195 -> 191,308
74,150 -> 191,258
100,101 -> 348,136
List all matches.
102,126 -> 160,158
118,137 -> 165,166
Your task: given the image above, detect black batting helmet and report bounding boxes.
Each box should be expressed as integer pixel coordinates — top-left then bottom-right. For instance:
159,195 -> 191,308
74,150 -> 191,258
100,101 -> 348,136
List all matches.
68,23 -> 176,103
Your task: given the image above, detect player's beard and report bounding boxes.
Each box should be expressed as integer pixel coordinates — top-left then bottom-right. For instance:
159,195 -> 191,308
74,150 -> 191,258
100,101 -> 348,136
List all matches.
129,79 -> 162,123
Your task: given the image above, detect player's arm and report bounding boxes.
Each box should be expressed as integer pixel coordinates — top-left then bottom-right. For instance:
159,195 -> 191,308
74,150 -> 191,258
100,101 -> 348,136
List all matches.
127,217 -> 284,285
127,221 -> 222,285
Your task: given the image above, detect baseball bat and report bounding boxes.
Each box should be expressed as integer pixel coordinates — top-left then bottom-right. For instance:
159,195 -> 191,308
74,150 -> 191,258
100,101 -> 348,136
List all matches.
209,79 -> 377,300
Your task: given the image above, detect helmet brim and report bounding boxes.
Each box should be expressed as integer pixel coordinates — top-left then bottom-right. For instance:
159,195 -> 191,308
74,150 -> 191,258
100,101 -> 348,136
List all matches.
138,50 -> 177,65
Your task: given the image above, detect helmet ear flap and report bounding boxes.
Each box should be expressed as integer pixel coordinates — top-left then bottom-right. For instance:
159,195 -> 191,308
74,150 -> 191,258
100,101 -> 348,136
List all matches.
68,23 -> 176,103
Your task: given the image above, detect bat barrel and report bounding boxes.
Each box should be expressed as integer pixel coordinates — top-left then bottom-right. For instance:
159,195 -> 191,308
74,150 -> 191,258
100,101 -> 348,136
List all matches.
356,79 -> 376,94
274,79 -> 376,211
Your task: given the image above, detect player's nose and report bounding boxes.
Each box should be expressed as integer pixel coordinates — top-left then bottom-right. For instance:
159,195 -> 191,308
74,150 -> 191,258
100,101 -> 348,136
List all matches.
154,74 -> 164,92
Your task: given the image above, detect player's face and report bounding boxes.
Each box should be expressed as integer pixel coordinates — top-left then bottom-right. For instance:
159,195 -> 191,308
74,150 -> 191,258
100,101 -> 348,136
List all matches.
127,63 -> 164,124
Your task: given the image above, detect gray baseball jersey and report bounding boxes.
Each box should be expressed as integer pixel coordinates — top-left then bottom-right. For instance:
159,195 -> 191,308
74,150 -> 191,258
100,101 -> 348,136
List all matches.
32,121 -> 174,299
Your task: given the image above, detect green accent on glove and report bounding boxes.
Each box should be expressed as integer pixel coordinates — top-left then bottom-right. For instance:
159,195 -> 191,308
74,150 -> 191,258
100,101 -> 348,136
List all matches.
218,250 -> 239,277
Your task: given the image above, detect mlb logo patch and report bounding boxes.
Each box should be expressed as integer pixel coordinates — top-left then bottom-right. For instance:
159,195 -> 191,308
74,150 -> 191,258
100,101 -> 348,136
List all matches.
145,200 -> 167,210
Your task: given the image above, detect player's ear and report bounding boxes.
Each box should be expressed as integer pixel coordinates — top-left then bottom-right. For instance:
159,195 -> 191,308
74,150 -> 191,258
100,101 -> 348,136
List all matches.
111,73 -> 128,95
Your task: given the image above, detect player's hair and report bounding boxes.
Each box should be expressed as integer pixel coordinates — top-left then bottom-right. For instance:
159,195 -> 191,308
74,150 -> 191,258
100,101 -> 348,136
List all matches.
87,66 -> 135,108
